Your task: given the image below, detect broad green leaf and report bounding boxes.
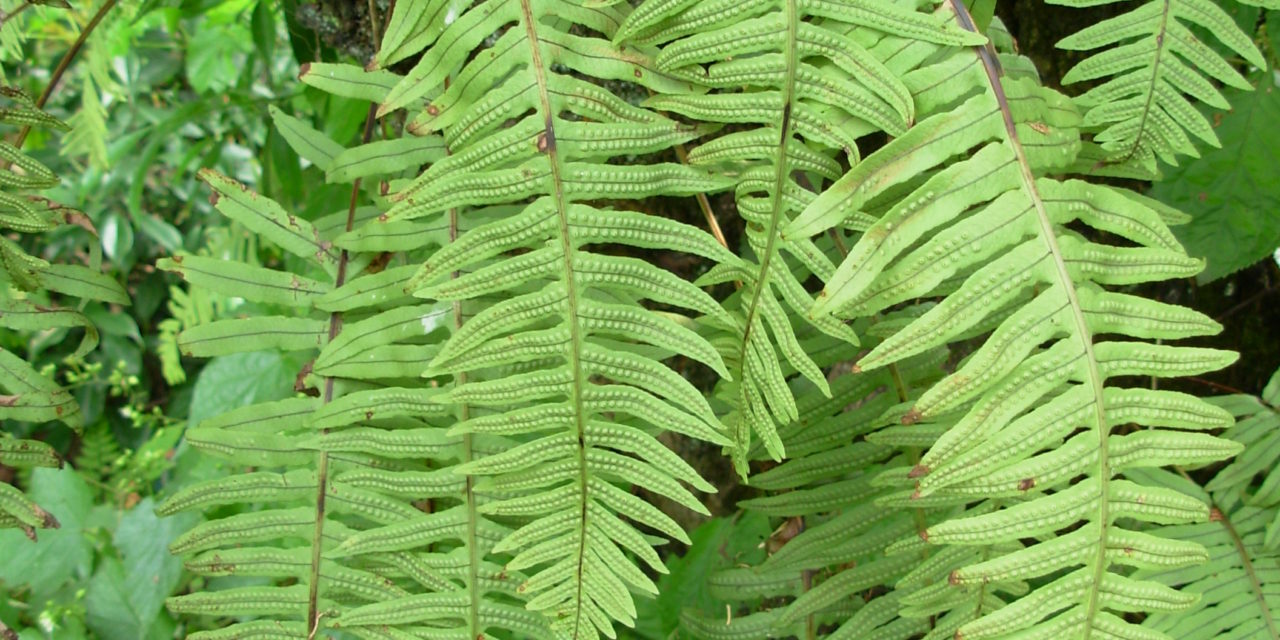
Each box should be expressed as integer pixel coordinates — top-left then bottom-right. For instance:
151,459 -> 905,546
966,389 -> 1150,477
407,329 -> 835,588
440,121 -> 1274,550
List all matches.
1153,78 -> 1280,282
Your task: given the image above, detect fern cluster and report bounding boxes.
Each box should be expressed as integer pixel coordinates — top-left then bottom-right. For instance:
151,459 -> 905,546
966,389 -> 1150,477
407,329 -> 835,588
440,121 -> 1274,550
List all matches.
0,86 -> 124,540
154,0 -> 1276,639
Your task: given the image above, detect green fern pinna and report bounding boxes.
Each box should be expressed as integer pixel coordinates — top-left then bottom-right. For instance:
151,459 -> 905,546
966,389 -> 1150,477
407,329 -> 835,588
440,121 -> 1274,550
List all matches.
150,0 -> 1276,639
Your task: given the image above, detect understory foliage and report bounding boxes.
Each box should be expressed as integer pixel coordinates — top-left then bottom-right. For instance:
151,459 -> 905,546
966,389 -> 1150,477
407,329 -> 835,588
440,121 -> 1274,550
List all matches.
3,0 -> 1275,639
0,87 -> 125,539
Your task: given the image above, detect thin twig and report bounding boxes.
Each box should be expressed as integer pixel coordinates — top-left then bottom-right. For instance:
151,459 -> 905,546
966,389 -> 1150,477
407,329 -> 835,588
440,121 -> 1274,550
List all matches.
13,0 -> 119,149
673,142 -> 729,250
0,1 -> 32,28
366,0 -> 381,49
1215,282 -> 1278,323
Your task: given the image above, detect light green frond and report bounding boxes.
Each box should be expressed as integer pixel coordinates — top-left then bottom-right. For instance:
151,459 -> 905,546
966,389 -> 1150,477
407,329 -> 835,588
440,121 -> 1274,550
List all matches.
789,4 -> 1237,637
1132,374 -> 1280,640
1049,0 -> 1267,175
626,0 -> 985,474
0,89 -> 116,539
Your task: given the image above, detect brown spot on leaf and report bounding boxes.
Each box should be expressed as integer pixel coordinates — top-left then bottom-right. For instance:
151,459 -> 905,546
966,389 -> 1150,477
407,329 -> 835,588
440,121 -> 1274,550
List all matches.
366,252 -> 393,274
907,464 -> 929,478
294,360 -> 318,397
536,132 -> 549,153
1018,477 -> 1035,491
1028,121 -> 1050,134
765,517 -> 804,554
426,104 -> 439,116
62,210 -> 97,236
948,570 -> 961,585
209,192 -> 220,206
901,408 -> 922,425
1209,507 -> 1224,522
35,505 -> 58,529
298,62 -> 311,80
633,67 -> 642,78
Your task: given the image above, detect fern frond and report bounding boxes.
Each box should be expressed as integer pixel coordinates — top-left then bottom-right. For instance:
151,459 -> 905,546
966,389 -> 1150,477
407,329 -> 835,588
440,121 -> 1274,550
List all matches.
0,86 -> 122,541
1131,371 -> 1280,639
678,346 -> 966,639
787,3 -> 1241,637
276,2 -> 739,638
160,149 -> 540,638
623,0 -> 984,470
1050,0 -> 1268,176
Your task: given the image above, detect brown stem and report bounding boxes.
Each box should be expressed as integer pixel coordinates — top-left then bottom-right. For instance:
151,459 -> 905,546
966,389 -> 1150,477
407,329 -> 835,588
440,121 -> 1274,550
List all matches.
307,103 -> 378,638
13,0 -> 119,150
307,3 -> 396,631
0,1 -> 32,28
672,142 -> 729,250
1185,377 -> 1252,397
1214,282 -> 1278,323
366,0 -> 381,49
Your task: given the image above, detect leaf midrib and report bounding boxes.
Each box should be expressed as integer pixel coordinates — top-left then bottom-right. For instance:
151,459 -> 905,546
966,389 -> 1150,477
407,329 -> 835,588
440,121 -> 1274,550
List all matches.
736,0 -> 800,459
519,2 -> 592,637
948,2 -> 1113,638
1120,0 -> 1171,164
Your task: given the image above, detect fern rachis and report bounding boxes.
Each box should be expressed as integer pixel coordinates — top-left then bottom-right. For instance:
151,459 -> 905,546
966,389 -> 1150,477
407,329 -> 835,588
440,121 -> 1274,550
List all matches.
782,1 -> 1243,637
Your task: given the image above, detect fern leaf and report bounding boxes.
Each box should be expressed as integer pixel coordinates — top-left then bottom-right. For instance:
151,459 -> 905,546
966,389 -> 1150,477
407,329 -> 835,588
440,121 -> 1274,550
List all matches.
0,88 -> 114,541
342,2 -> 745,637
626,0 -> 985,472
1050,0 -> 1267,175
788,3 -> 1240,637
1130,372 -> 1280,639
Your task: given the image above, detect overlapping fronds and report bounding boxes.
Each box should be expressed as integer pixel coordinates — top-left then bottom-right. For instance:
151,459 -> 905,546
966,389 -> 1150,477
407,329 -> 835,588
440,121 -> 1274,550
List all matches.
784,2 -> 1243,637
1049,0 -> 1268,176
156,60 -> 552,635
1131,368 -> 1280,639
344,1 -> 739,637
0,86 -> 125,540
676,344 -> 951,639
149,2 -> 1277,639
616,0 -> 983,471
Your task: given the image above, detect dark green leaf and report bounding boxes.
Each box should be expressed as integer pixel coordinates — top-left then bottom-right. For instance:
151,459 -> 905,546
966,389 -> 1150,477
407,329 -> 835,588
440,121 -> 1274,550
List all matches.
1155,77 -> 1280,282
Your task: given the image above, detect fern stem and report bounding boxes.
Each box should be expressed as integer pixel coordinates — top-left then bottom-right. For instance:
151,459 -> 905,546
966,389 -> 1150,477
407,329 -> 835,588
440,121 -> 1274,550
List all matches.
1118,0 -> 1171,166
673,142 -> 729,250
737,0 -> 798,361
306,101 -> 380,638
0,2 -> 31,28
12,0 -> 119,150
948,3 -> 1113,637
439,66 -> 484,637
518,2 -> 592,635
366,0 -> 381,45
1215,506 -> 1280,639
